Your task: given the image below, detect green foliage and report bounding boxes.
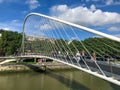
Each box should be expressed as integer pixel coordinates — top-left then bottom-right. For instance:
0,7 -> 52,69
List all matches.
69,37 -> 120,56
1,28 -> 119,57
25,36 -> 120,57
0,29 -> 22,55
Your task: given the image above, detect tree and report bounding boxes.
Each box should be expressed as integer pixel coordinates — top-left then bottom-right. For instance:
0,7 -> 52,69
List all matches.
0,29 -> 22,56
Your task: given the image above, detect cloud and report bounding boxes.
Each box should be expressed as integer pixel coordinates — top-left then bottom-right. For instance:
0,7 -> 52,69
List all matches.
86,0 -> 120,5
25,0 -> 40,10
40,24 -> 53,30
90,4 -> 96,11
108,26 -> 120,32
0,20 -> 22,32
104,0 -> 120,5
50,4 -> 120,26
85,0 -> 120,7
105,0 -> 113,5
100,0 -> 120,5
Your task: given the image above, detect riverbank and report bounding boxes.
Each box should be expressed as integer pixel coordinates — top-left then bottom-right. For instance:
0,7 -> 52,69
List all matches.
0,62 -> 73,73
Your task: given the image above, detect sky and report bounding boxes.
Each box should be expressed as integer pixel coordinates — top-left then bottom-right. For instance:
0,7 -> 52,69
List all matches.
0,0 -> 120,38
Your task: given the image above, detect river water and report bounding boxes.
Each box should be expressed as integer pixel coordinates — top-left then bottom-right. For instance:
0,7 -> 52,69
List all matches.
0,70 -> 120,90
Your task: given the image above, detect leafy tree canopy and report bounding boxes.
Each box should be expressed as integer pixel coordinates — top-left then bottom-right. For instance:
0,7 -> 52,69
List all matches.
0,29 -> 22,56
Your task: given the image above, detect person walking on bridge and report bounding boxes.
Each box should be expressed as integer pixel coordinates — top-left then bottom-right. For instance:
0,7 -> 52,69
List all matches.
53,49 -> 57,56
76,51 -> 81,63
81,50 -> 85,59
92,51 -> 96,62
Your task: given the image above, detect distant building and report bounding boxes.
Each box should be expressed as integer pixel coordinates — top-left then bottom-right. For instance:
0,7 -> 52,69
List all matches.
26,36 -> 55,43
26,36 -> 46,41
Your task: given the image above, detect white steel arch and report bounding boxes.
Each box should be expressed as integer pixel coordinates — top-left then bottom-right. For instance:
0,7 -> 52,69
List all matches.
21,13 -> 120,86
22,13 -> 120,54
24,13 -> 120,42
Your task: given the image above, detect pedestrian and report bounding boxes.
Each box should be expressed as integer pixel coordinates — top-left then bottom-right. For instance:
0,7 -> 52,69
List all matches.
81,50 -> 85,60
66,51 -> 69,59
53,49 -> 57,56
76,51 -> 81,63
92,51 -> 96,61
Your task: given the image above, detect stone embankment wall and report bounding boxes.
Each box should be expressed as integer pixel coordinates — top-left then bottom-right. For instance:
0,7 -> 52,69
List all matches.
0,62 -> 73,72
0,65 -> 31,72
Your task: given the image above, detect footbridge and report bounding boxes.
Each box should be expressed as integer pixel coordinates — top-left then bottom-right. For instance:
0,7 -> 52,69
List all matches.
1,13 -> 120,86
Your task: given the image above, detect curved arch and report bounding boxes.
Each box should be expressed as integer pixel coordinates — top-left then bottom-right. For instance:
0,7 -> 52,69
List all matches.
21,13 -> 120,86
22,13 -> 120,54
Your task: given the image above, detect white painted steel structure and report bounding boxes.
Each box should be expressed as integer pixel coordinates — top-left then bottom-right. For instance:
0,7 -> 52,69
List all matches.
1,55 -> 120,86
21,13 -> 120,86
23,13 -> 120,42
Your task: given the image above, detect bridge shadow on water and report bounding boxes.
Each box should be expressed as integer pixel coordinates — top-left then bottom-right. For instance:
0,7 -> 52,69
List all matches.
109,83 -> 120,90
44,70 -> 120,90
45,69 -> 90,89
23,64 -> 46,72
23,64 -> 120,90
24,64 -> 89,90
44,70 -> 89,90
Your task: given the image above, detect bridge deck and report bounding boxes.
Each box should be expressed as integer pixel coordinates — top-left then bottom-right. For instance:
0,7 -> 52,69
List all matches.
0,55 -> 120,86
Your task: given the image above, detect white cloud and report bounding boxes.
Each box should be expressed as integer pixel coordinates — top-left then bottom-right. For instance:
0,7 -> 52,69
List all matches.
26,0 -> 40,10
104,0 -> 120,5
1,28 -> 11,31
85,0 -> 120,6
22,11 -> 28,14
50,5 -> 68,16
50,4 -> 120,26
0,20 -> 22,32
90,4 -> 96,11
106,0 -> 113,5
108,26 -> 120,32
100,0 -> 120,5
40,24 -> 52,30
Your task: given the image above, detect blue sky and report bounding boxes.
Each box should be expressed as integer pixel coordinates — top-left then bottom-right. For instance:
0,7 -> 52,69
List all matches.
0,0 -> 120,38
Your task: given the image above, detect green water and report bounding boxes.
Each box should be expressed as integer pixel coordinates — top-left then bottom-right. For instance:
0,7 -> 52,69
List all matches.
0,70 -> 120,90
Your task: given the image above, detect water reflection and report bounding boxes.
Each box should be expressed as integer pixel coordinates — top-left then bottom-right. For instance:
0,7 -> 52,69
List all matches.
46,70 -> 120,90
0,70 -> 120,90
46,70 -> 89,90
